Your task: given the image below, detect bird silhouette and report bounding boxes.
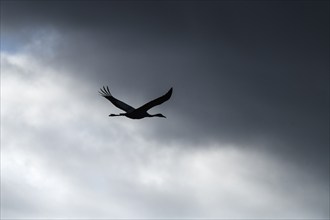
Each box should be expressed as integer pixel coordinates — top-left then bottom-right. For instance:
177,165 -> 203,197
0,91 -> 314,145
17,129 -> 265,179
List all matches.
99,86 -> 173,119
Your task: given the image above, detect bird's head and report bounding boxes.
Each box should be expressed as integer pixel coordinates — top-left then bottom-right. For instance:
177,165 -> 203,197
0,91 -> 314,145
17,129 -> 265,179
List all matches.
153,113 -> 166,118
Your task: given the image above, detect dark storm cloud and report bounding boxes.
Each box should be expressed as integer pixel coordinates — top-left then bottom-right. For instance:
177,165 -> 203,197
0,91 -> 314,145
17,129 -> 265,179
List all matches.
2,0 -> 329,204
2,0 -> 329,173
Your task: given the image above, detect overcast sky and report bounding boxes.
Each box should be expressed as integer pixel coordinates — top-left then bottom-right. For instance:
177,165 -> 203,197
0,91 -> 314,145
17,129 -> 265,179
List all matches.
1,1 -> 329,219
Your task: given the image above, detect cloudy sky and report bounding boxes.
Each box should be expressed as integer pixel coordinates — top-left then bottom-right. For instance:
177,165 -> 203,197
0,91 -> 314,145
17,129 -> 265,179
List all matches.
1,1 -> 329,219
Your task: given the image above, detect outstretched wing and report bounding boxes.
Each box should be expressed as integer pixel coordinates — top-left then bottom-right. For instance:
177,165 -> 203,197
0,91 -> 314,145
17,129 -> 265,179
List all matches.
99,86 -> 135,112
136,88 -> 173,112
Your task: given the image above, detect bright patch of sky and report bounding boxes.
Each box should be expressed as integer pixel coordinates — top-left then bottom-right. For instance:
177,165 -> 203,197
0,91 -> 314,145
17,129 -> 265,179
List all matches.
1,28 -> 60,55
1,35 -> 21,53
1,33 -> 328,219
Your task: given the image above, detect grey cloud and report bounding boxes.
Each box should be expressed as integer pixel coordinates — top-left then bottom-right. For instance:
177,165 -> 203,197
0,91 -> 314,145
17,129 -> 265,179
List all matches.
1,1 -> 329,218
2,0 -> 329,171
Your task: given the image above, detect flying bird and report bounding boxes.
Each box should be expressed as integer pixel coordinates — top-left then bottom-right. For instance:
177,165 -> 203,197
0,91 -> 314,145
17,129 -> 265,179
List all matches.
99,86 -> 173,119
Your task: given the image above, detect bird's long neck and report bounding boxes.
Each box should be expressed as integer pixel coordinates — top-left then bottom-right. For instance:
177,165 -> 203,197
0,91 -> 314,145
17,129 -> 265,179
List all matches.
109,113 -> 126,117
